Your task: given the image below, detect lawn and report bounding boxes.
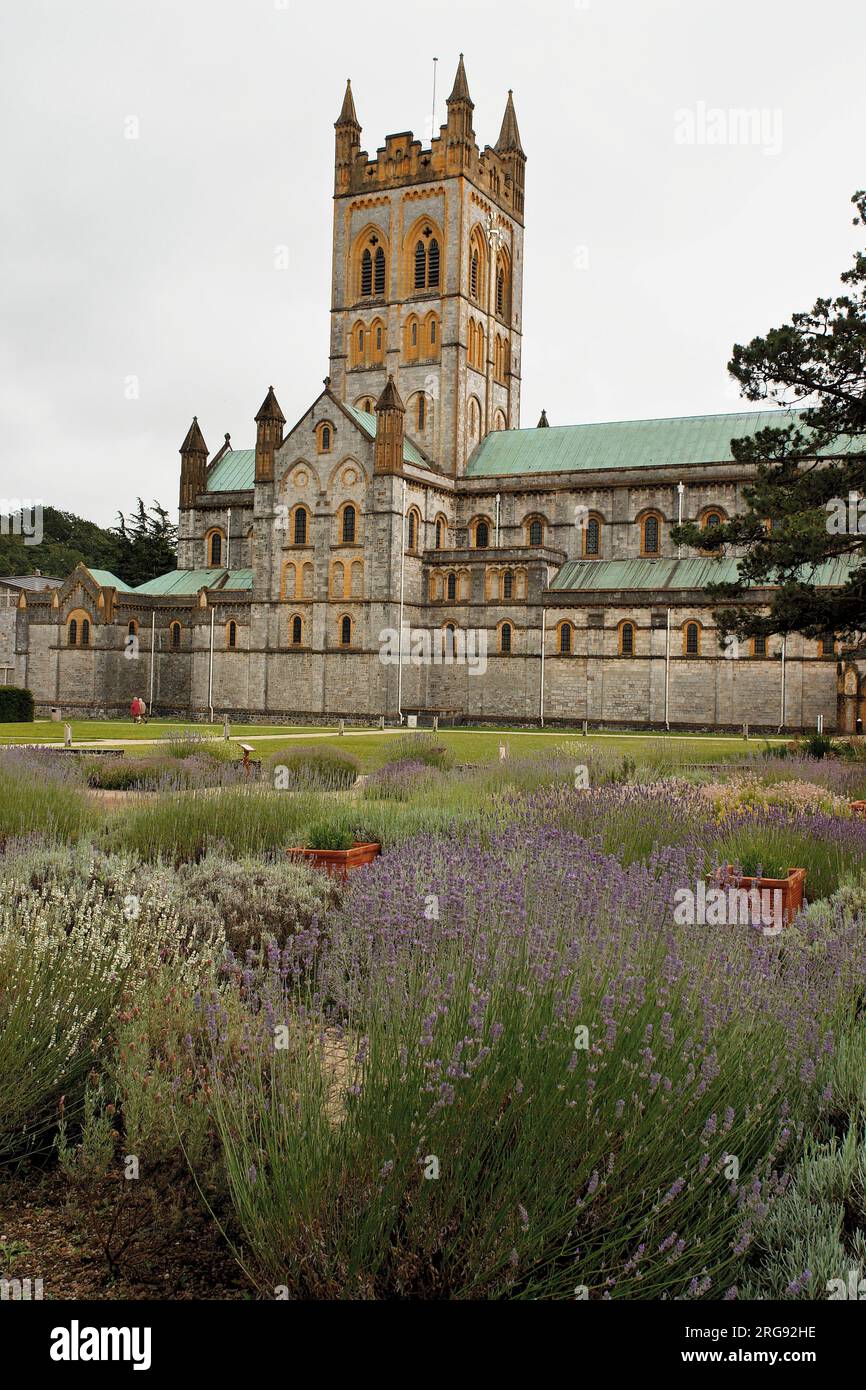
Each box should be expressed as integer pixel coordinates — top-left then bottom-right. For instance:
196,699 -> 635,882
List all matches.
0,716 -> 784,773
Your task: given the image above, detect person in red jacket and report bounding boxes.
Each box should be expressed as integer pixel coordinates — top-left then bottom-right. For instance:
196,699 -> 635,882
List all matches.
130,696 -> 142,724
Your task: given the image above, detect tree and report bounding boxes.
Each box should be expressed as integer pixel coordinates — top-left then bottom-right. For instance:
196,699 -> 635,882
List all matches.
112,500 -> 178,587
672,190 -> 866,647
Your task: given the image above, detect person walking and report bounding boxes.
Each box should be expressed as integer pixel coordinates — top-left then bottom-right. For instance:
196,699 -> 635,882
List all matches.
130,696 -> 141,724
139,696 -> 149,724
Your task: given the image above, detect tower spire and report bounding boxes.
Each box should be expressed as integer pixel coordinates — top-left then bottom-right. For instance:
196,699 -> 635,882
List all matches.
496,90 -> 525,156
336,78 -> 359,128
446,53 -> 472,107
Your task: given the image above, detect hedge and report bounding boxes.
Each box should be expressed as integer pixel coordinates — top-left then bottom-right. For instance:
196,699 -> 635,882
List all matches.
0,687 -> 35,722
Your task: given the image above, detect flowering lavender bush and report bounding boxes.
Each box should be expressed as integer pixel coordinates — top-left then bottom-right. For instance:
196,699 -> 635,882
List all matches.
203,821 -> 865,1299
363,758 -> 436,802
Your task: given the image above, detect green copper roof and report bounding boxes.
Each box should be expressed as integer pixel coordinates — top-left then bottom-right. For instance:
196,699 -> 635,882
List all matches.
221,568 -> 253,590
466,408 -> 842,478
86,568 -> 132,591
133,568 -> 253,596
206,449 -> 256,492
341,404 -> 429,468
549,556 -> 859,593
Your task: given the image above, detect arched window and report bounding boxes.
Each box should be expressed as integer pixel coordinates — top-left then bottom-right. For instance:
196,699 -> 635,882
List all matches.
317,422 -> 333,453
447,572 -> 457,601
468,396 -> 481,451
469,321 -> 485,371
683,621 -> 701,656
340,615 -> 352,647
81,618 -> 90,647
503,570 -> 514,599
494,409 -> 507,431
417,395 -> 426,431
496,251 -> 511,320
358,231 -> 387,298
407,508 -> 420,551
290,614 -> 303,646
435,518 -> 444,549
170,621 -> 181,651
342,504 -> 356,544
494,334 -> 509,383
751,634 -> 767,658
127,620 -> 138,638
370,318 -> 386,364
444,623 -> 456,658
641,513 -> 661,556
468,225 -> 487,304
331,561 -> 346,599
207,530 -> 224,567
293,506 -> 308,546
584,516 -> 601,557
527,517 -> 544,547
350,322 -> 366,368
500,622 -> 512,654
424,312 -> 440,360
227,620 -> 237,650
474,520 -> 490,549
68,618 -> 77,646
559,621 -> 573,655
619,621 -> 635,656
703,510 -> 723,530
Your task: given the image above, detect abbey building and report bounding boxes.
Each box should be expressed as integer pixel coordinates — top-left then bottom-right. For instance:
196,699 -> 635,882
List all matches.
12,58 -> 864,730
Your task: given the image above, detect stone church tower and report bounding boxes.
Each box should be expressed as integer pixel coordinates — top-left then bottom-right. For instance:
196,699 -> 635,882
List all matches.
328,57 -> 526,475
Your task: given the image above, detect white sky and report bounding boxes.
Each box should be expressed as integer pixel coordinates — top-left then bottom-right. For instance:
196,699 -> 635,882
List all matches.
1,0 -> 864,527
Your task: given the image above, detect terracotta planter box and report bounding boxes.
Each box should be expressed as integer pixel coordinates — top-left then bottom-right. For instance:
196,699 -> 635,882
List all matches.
287,841 -> 380,881
709,864 -> 807,929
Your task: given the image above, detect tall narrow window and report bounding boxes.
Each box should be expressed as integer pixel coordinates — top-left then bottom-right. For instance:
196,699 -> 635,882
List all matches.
428,239 -> 440,286
497,267 -> 505,316
585,517 -> 600,557
500,622 -> 512,654
227,621 -> 237,650
407,509 -> 418,550
68,618 -> 77,646
752,634 -> 767,657
293,507 -> 308,546
559,623 -> 572,655
415,240 -> 426,288
475,520 -> 489,549
528,518 -> 543,547
620,622 -> 635,656
435,519 -> 443,549
81,619 -> 90,647
209,532 -> 222,567
642,515 -> 660,555
170,621 -> 181,651
417,396 -> 426,430
447,573 -> 456,600
470,251 -> 479,299
685,622 -> 700,656
374,246 -> 386,295
291,615 -> 302,646
361,249 -> 373,296
411,321 -> 418,346
342,505 -> 356,544
340,615 -> 352,647
503,571 -> 514,598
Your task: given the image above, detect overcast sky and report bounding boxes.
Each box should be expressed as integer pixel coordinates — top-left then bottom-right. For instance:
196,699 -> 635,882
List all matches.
1,0 -> 864,528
